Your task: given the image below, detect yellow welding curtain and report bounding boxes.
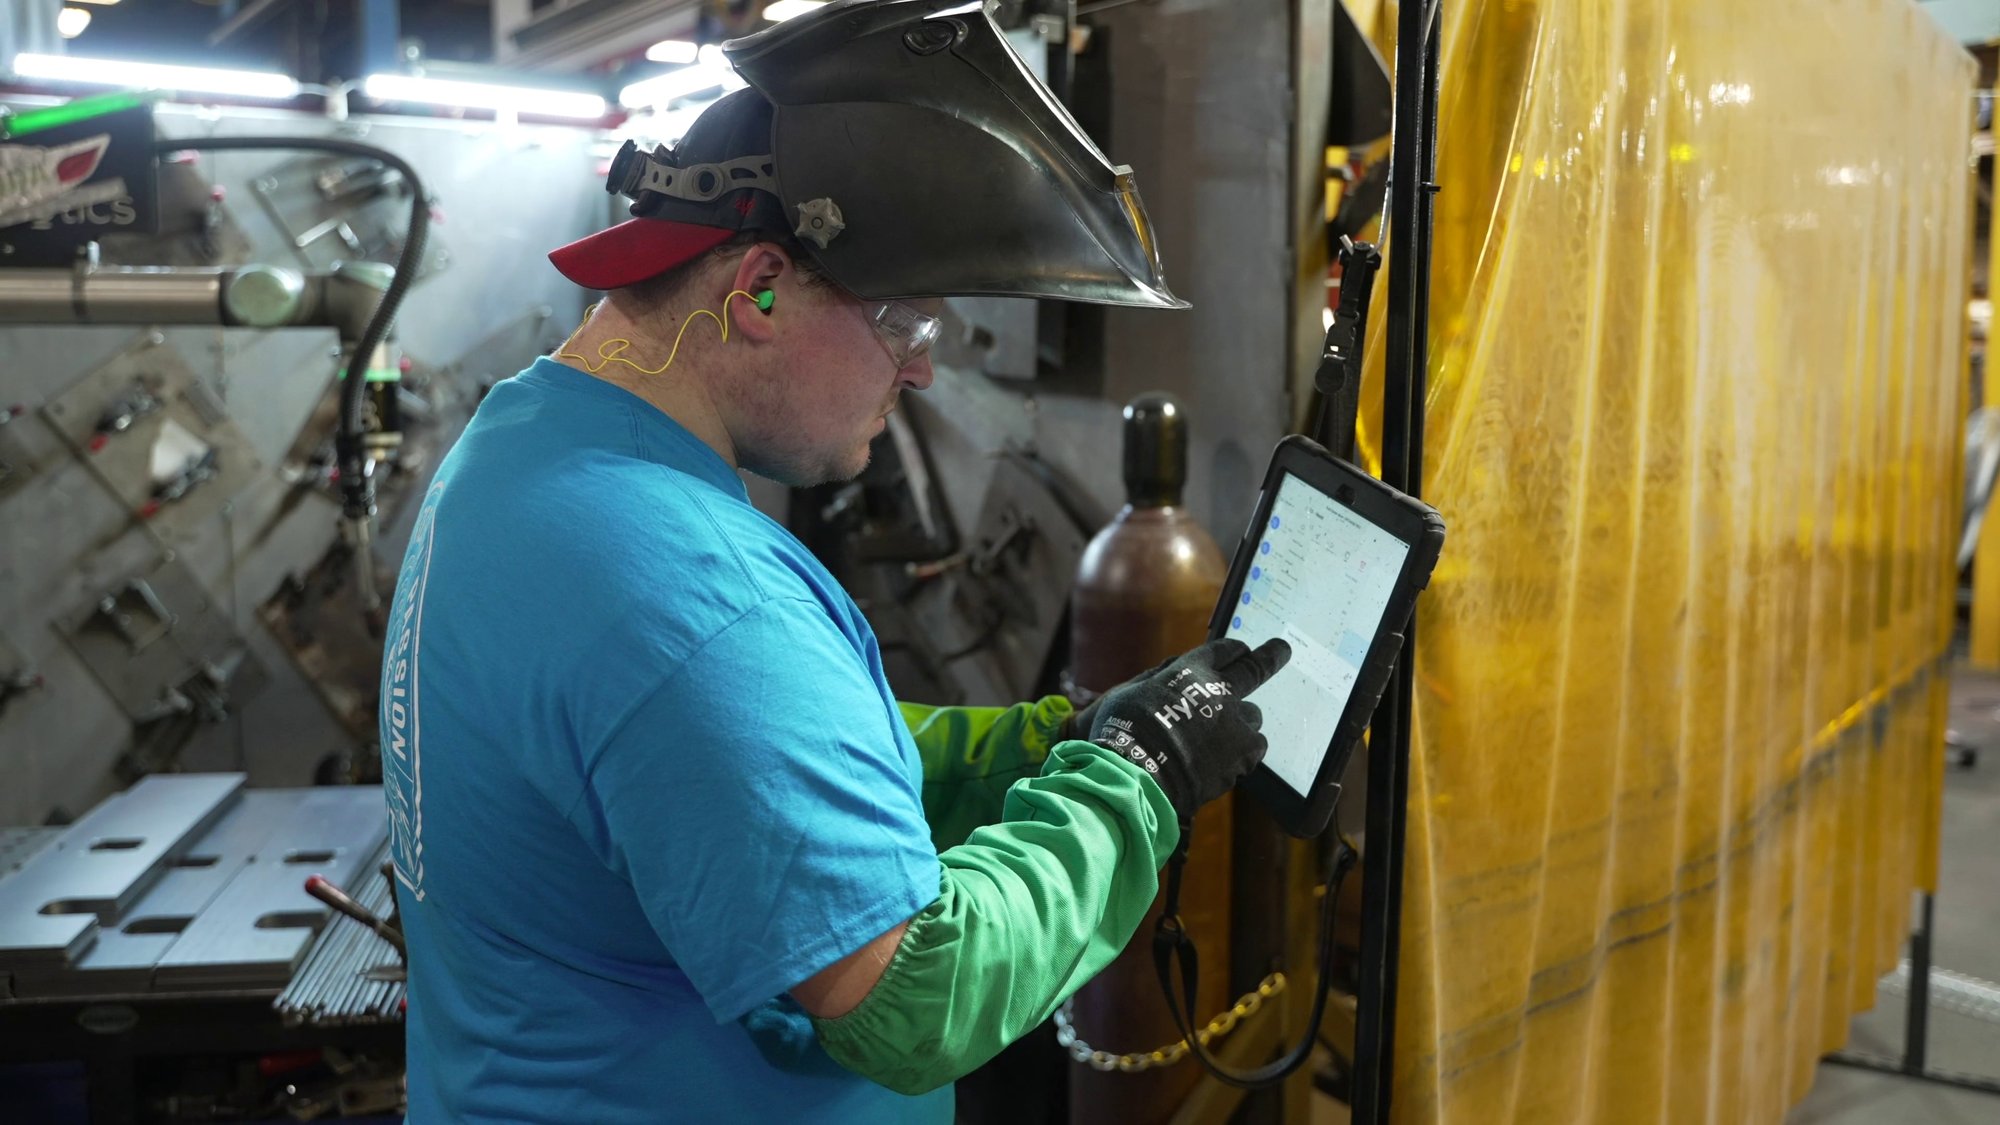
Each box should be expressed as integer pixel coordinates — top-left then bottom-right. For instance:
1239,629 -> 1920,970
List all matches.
1352,1 -> 1975,1122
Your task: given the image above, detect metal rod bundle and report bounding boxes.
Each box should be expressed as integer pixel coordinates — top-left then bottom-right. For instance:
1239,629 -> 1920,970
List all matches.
273,845 -> 404,1027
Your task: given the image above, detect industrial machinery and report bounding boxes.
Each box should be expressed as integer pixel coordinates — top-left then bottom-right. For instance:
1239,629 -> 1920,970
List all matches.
0,98 -> 599,827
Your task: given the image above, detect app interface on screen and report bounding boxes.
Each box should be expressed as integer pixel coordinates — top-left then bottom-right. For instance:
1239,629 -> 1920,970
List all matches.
1224,474 -> 1412,794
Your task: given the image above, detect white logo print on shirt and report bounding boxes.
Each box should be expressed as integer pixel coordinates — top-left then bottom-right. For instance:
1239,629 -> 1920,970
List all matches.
383,481 -> 443,900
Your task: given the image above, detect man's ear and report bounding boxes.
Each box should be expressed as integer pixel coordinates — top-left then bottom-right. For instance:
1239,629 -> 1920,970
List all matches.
727,241 -> 794,342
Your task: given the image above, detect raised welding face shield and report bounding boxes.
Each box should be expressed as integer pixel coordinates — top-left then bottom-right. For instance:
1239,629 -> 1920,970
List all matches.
588,0 -> 1185,308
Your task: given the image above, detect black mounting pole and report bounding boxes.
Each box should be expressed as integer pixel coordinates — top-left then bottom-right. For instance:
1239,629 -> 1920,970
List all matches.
1351,2 -> 1439,1122
1906,891 -> 1934,1074
1825,888 -> 2000,1097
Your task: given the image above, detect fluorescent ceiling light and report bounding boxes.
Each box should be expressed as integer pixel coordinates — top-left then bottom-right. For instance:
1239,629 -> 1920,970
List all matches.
57,8 -> 91,38
70,0 -> 121,5
646,40 -> 699,64
11,52 -> 301,99
763,0 -> 827,21
618,46 -> 746,109
362,74 -> 606,120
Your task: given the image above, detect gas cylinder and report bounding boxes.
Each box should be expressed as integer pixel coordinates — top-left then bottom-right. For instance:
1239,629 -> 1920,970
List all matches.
1067,393 -> 1233,1123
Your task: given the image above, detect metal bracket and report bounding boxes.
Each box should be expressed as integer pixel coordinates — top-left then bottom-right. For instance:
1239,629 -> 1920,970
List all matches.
249,156 -> 448,279
93,578 -> 179,653
59,558 -> 260,723
41,332 -> 263,539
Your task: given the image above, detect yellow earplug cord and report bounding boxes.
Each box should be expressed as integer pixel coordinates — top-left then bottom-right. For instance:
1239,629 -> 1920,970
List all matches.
556,289 -> 761,376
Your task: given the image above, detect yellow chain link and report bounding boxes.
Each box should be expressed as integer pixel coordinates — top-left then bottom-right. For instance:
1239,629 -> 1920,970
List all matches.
1053,972 -> 1287,1072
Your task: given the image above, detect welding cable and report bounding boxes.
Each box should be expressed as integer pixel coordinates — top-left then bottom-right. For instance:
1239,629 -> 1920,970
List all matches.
151,135 -> 430,521
1154,827 -> 1360,1088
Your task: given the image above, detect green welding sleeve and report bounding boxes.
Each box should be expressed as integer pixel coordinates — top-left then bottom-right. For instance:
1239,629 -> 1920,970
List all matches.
900,696 -> 1076,851
811,738 -> 1179,1095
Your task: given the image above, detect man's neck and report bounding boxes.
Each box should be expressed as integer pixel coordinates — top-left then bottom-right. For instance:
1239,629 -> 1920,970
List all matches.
555,302 -> 740,469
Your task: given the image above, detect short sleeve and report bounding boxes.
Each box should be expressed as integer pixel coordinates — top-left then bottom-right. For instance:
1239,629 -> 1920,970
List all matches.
566,598 -> 941,1023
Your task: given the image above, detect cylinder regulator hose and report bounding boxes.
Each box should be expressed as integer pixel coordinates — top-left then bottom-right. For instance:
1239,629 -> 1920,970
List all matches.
151,135 -> 431,522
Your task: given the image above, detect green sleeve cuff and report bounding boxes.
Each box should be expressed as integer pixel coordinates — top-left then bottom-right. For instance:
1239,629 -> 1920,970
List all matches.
812,740 -> 1178,1094
900,696 -> 1077,850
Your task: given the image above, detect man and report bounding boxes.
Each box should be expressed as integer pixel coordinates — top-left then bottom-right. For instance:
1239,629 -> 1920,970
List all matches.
378,2 -> 1288,1121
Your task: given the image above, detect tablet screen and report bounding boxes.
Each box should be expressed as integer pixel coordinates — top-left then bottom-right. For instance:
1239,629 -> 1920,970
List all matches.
1223,473 -> 1413,794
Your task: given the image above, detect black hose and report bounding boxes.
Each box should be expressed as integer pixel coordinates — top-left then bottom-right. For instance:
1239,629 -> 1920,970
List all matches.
152,135 -> 430,520
1155,830 -> 1358,1089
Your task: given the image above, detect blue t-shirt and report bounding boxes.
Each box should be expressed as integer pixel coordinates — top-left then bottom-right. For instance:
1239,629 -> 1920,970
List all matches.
378,358 -> 947,1123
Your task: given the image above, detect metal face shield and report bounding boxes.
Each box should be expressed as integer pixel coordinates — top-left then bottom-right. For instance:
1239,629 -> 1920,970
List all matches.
723,0 -> 1188,308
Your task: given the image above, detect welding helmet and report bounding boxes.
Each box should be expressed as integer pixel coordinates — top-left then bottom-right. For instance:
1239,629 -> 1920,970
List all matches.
550,0 -> 1185,308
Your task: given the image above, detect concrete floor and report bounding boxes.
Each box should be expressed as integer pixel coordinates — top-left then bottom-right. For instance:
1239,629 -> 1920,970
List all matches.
1786,667 -> 2000,1124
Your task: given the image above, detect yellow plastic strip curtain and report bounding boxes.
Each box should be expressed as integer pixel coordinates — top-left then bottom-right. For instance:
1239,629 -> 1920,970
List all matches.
1351,1 -> 1974,1122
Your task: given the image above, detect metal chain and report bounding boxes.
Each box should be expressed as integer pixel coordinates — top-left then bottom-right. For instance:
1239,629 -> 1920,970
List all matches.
1052,972 -> 1287,1072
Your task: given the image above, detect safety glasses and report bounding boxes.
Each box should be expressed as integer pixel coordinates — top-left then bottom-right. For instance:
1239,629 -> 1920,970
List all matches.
866,300 -> 942,369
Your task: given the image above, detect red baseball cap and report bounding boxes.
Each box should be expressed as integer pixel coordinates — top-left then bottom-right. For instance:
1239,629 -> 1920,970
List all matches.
548,220 -> 737,291
549,90 -> 790,291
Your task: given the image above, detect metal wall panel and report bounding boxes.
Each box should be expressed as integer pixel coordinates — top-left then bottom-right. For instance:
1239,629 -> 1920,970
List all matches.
1094,0 -> 1298,542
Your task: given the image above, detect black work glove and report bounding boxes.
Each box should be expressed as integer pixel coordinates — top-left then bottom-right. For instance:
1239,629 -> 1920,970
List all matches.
1083,637 -> 1291,822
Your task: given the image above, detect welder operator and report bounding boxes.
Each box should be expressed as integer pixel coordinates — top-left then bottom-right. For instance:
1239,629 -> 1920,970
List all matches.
377,3 -> 1287,1121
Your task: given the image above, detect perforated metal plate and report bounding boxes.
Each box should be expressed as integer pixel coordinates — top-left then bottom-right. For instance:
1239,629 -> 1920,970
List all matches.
1,781 -> 386,998
0,773 -> 244,967
154,786 -> 386,989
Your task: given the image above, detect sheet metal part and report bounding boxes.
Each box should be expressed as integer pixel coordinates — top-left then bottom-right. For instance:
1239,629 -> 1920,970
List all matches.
0,828 -> 61,875
0,773 -> 244,968
0,827 -> 60,998
0,779 -> 387,1000
153,786 -> 386,990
